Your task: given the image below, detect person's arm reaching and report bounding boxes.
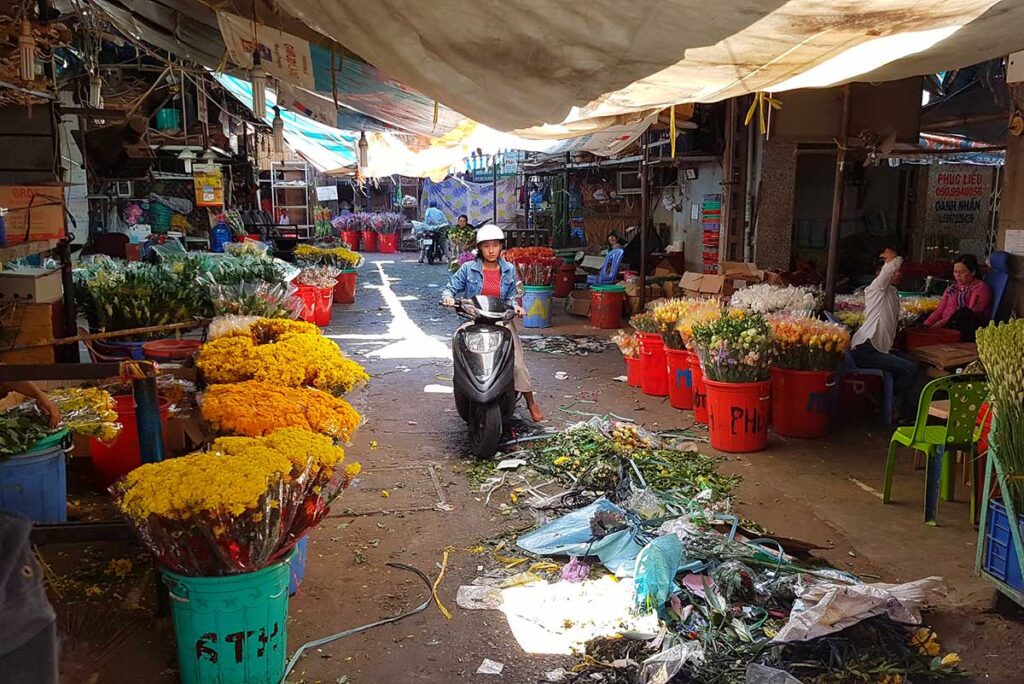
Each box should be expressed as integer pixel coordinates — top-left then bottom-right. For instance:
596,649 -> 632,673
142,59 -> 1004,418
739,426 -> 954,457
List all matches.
872,255 -> 903,290
2,381 -> 60,428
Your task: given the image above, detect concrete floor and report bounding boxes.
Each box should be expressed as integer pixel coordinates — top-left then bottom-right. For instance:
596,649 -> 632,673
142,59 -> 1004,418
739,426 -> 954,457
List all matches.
87,256 -> 1021,683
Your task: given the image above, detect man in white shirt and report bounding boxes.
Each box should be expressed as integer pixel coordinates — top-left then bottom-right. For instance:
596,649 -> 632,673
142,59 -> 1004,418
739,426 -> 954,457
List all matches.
850,247 -> 925,422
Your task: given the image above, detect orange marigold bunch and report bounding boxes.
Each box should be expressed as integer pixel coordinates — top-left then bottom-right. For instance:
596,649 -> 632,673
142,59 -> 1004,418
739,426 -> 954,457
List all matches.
201,381 -> 362,440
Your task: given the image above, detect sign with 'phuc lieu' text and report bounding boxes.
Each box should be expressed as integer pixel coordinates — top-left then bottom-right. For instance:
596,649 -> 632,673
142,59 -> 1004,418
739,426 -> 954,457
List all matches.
927,165 -> 991,227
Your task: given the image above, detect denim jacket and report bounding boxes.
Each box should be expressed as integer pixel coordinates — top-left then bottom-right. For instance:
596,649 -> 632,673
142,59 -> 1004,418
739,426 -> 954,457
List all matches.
442,258 -> 519,307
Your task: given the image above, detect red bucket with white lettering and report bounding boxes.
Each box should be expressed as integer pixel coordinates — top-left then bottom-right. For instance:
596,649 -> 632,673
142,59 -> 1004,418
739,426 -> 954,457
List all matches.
771,367 -> 834,439
686,351 -> 708,424
706,379 -> 771,453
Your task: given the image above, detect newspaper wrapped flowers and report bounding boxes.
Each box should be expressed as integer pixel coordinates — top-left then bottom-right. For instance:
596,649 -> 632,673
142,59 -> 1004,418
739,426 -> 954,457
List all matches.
112,428 -> 360,576
692,310 -> 773,382
768,313 -> 850,371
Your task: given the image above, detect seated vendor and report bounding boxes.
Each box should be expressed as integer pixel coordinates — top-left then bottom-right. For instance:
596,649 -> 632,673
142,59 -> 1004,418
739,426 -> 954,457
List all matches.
923,254 -> 991,342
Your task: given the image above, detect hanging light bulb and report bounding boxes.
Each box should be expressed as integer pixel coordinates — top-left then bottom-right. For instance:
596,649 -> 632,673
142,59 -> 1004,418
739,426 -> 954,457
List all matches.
272,106 -> 284,153
88,74 -> 103,108
178,149 -> 197,174
358,131 -> 369,168
251,51 -> 267,118
18,20 -> 35,82
201,148 -> 216,164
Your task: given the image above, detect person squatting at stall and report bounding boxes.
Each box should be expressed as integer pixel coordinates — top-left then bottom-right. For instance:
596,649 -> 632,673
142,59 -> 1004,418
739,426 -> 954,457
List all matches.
849,247 -> 927,424
441,224 -> 545,422
924,254 -> 992,342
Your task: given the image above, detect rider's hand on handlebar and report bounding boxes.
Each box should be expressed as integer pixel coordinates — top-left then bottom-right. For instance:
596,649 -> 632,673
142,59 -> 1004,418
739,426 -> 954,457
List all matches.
441,296 -> 456,308
514,305 -> 526,318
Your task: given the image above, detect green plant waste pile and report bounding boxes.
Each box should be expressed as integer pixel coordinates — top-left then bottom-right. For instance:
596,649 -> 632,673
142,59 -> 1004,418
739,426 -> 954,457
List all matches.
465,419 -> 964,683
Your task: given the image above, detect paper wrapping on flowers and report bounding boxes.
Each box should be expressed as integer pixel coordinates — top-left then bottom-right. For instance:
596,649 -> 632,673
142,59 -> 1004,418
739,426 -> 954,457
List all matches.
771,576 -> 948,643
111,429 -> 360,576
224,239 -> 271,259
611,330 -> 639,359
295,265 -> 343,289
208,314 -> 264,340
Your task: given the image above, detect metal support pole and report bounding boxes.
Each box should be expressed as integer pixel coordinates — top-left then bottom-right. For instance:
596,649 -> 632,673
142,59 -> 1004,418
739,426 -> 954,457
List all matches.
132,376 -> 165,464
824,84 -> 852,311
55,239 -> 78,363
492,152 -> 499,224
639,130 -> 650,309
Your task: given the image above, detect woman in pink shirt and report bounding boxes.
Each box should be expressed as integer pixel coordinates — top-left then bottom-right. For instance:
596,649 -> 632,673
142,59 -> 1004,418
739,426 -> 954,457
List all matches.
924,254 -> 991,341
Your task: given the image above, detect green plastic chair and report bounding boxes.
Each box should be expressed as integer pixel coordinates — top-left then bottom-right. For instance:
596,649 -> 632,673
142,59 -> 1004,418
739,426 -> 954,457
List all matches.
883,374 -> 988,525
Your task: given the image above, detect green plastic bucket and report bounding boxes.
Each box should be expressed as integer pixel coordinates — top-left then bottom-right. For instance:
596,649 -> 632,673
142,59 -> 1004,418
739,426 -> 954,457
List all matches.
161,562 -> 290,684
155,107 -> 181,131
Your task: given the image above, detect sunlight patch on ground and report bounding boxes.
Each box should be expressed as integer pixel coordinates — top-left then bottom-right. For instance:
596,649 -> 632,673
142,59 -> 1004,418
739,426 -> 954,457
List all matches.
363,262 -> 451,360
424,384 -> 454,394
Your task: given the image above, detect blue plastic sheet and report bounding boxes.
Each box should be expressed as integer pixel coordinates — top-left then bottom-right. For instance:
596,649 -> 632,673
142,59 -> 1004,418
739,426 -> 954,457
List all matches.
632,535 -> 684,612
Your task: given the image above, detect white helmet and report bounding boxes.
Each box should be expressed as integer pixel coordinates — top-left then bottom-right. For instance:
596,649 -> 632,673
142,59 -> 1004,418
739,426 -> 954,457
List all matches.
475,224 -> 505,245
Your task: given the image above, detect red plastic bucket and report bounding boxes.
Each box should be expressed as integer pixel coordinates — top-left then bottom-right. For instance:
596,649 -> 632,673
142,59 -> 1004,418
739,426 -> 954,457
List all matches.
334,270 -> 357,304
379,233 -> 399,254
771,367 -> 834,439
361,230 -> 379,252
625,356 -> 642,387
340,230 -> 359,250
906,327 -> 960,350
686,351 -> 708,424
314,287 -> 334,326
666,348 -> 694,410
554,264 -> 576,298
295,284 -> 318,322
590,286 -> 624,329
638,332 -> 668,397
706,379 -> 771,453
90,395 -> 170,489
142,339 -> 202,363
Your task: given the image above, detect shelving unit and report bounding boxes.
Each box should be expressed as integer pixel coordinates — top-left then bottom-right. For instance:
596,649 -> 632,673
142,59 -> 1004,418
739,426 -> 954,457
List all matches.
269,161 -> 311,226
701,194 -> 722,274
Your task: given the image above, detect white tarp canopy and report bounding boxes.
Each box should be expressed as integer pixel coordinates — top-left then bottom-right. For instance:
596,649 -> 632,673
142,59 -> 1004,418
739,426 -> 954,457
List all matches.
276,0 -> 1024,134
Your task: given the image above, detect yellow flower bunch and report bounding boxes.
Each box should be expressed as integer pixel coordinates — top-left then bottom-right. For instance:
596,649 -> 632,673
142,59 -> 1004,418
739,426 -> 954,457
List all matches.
116,448 -> 292,520
293,244 -> 362,269
674,299 -> 723,350
768,314 -> 850,371
250,318 -> 320,342
49,387 -> 122,442
196,327 -> 369,394
901,296 -> 941,317
201,381 -> 362,440
651,298 -> 721,348
211,427 -> 360,480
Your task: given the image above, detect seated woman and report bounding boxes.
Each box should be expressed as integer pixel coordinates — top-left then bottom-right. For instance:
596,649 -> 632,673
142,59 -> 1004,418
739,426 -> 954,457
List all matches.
441,225 -> 544,422
924,254 -> 992,341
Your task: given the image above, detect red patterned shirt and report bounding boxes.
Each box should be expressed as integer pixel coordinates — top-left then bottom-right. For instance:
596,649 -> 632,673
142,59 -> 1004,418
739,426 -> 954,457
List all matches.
481,267 -> 502,298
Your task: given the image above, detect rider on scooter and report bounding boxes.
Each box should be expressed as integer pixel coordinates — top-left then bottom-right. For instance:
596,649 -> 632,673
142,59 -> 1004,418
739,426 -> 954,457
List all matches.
419,201 -> 449,263
441,225 -> 545,422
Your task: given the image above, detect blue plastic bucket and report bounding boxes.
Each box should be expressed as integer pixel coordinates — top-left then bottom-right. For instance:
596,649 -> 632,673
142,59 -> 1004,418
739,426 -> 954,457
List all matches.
287,536 -> 309,596
983,498 -> 1024,592
0,435 -> 68,523
161,562 -> 290,684
522,285 -> 554,328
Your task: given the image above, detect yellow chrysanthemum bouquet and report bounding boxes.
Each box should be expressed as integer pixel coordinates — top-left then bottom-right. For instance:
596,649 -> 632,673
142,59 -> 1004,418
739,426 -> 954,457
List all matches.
112,427 -> 361,576
650,298 -> 722,349
200,381 -> 363,440
196,317 -> 369,394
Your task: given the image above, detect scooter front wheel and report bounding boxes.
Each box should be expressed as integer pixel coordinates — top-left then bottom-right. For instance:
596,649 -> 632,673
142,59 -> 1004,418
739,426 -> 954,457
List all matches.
469,402 -> 502,459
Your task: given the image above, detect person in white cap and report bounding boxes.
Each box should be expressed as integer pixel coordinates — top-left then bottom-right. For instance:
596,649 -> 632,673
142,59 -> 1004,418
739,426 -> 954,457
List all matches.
441,225 -> 544,422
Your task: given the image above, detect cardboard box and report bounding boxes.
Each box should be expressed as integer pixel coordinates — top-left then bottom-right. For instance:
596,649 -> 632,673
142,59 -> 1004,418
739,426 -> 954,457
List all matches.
565,289 -> 591,317
652,257 -> 683,278
0,185 -> 66,244
680,261 -> 766,299
0,268 -> 63,303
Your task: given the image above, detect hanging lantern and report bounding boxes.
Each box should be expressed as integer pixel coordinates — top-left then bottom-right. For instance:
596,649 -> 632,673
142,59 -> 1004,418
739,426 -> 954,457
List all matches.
88,74 -> 103,108
272,106 -> 284,153
358,131 -> 369,168
201,148 -> 216,164
251,52 -> 267,117
18,20 -> 35,82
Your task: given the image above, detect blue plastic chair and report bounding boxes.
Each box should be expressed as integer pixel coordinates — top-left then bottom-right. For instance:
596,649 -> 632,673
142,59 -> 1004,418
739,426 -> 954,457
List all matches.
586,249 -> 625,286
984,251 -> 1010,322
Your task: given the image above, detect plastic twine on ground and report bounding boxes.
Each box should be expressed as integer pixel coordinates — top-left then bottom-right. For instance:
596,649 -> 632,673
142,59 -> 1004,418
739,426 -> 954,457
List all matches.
279,561 -> 437,683
432,550 -> 453,620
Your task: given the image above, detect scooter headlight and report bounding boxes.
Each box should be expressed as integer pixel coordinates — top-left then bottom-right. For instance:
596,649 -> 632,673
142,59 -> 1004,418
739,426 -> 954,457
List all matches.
465,331 -> 502,354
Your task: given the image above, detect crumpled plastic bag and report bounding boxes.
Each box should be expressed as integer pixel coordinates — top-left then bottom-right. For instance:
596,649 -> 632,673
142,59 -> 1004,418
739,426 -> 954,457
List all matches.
632,535 -> 683,612
638,642 -> 704,684
772,576 -> 948,643
745,663 -> 801,683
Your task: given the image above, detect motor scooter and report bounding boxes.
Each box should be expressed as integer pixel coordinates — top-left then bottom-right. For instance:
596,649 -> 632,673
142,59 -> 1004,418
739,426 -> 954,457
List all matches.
412,220 -> 447,264
445,296 -> 518,458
